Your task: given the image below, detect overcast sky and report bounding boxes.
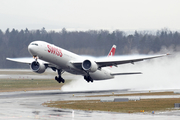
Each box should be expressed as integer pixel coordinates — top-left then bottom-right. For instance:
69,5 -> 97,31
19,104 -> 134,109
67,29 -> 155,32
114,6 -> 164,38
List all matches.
0,0 -> 180,31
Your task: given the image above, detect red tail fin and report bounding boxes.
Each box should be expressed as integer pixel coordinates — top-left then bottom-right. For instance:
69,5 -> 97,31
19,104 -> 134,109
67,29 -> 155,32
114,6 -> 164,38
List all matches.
108,45 -> 116,57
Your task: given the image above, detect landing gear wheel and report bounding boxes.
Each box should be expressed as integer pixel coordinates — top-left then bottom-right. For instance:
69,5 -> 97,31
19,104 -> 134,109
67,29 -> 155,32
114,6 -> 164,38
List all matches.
55,70 -> 65,83
84,76 -> 93,83
55,76 -> 65,83
55,76 -> 60,83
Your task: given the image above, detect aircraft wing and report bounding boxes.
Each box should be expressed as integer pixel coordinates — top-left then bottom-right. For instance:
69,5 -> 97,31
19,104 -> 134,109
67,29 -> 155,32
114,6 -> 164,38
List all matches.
71,54 -> 169,68
6,57 -> 58,69
6,57 -> 49,64
6,57 -> 36,64
95,54 -> 169,68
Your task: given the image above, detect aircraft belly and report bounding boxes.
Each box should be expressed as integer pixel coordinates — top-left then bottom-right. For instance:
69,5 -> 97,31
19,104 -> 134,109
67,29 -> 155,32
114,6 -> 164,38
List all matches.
90,68 -> 114,80
65,69 -> 85,75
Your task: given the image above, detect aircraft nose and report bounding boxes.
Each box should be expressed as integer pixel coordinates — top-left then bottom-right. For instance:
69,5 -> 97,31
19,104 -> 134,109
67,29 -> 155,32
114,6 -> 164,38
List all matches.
28,43 -> 36,56
28,44 -> 33,54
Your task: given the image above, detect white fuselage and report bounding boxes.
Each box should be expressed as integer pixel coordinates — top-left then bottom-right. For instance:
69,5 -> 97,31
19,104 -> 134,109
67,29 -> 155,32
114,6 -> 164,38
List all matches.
28,41 -> 114,80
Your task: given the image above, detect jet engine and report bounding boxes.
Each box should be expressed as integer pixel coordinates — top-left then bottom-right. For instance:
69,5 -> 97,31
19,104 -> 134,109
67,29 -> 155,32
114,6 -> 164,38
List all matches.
30,61 -> 46,73
82,59 -> 98,72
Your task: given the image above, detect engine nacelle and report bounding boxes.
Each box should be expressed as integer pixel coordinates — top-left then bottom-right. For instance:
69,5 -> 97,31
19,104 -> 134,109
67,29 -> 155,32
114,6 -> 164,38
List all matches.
82,59 -> 98,72
30,61 -> 46,73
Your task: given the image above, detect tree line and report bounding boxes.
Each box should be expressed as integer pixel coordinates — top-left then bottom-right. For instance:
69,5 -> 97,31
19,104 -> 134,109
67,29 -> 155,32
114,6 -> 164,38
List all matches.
0,28 -> 180,68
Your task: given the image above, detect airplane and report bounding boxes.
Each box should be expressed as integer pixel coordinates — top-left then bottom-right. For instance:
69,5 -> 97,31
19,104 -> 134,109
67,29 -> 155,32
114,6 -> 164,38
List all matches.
6,41 -> 169,83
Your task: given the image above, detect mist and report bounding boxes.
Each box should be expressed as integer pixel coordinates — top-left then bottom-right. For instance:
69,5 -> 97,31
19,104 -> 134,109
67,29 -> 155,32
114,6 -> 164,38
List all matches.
61,51 -> 180,91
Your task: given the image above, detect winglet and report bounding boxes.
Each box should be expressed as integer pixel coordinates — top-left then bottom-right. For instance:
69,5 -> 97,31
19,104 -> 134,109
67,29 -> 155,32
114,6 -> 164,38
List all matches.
108,45 -> 116,57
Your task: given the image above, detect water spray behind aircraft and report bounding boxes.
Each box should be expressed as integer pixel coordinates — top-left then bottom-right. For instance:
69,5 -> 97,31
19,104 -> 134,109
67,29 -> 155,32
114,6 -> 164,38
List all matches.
61,49 -> 180,91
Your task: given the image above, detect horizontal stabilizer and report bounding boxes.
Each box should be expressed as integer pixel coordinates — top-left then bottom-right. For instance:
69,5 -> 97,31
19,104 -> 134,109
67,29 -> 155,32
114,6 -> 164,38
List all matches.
111,72 -> 142,76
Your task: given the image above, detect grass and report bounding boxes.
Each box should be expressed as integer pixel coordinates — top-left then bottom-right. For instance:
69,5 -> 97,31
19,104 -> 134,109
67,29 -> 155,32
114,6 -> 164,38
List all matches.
86,91 -> 178,97
43,98 -> 180,113
0,69 -> 71,92
1,70 -> 180,113
0,69 -> 57,75
0,79 -> 71,92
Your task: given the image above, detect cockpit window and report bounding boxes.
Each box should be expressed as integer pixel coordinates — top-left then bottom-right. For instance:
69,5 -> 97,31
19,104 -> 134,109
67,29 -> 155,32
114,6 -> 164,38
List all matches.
31,43 -> 38,46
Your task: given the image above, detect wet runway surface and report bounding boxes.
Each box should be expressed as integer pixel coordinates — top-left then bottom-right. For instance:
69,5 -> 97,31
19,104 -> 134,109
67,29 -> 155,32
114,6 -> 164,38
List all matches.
0,89 -> 180,120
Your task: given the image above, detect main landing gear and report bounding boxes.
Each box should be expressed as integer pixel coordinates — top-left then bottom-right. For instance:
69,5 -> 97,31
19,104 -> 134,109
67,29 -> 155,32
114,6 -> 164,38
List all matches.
84,76 -> 93,83
55,69 -> 65,83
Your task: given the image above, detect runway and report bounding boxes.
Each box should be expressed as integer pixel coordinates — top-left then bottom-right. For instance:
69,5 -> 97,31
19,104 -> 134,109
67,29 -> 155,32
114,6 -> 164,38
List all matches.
0,89 -> 180,120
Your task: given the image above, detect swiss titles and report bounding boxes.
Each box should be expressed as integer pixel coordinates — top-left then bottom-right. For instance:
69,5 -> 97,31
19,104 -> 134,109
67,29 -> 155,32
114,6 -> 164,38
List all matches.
47,45 -> 63,57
